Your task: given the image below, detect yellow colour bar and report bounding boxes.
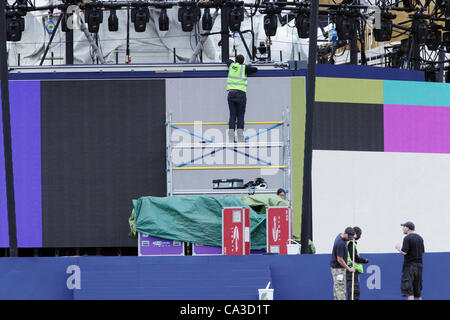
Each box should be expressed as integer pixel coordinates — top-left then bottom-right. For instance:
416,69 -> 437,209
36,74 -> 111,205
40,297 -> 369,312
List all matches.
172,165 -> 288,170
171,121 -> 284,126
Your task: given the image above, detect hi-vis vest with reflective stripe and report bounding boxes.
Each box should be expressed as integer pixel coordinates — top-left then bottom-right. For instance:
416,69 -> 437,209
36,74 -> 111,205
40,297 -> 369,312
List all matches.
347,240 -> 364,273
227,62 -> 247,92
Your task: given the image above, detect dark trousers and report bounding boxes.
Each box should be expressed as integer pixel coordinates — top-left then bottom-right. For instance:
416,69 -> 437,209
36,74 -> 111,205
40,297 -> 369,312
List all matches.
227,90 -> 246,129
346,271 -> 361,300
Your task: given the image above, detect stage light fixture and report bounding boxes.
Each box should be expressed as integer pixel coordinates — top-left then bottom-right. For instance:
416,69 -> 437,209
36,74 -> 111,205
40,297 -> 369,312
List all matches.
131,7 -> 150,32
178,6 -> 198,32
443,32 -> 450,52
85,6 -> 103,33
264,14 -> 278,37
413,20 -> 428,44
373,18 -> 393,42
425,27 -> 441,51
295,13 -> 309,39
257,41 -> 267,55
159,8 -> 169,31
108,9 -> 119,31
229,6 -> 244,32
6,14 -> 25,42
335,15 -> 355,41
202,7 -> 213,31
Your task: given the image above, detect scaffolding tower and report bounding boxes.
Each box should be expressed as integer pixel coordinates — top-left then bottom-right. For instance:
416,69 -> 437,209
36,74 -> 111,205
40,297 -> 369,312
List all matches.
166,109 -> 292,203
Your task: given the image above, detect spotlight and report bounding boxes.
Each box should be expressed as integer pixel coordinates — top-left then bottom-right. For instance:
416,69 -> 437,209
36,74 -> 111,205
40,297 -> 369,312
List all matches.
257,41 -> 267,55
442,32 -> 450,52
6,14 -> 25,42
373,18 -> 393,42
425,27 -> 441,51
85,6 -> 103,33
131,7 -> 150,32
178,6 -> 198,32
202,8 -> 213,31
108,9 -> 119,31
264,14 -> 278,37
229,6 -> 244,32
295,13 -> 309,39
335,15 -> 355,41
413,20 -> 428,44
159,8 -> 169,31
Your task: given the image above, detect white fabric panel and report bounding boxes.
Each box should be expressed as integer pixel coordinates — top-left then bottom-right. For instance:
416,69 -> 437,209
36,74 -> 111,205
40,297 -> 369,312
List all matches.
312,150 -> 450,254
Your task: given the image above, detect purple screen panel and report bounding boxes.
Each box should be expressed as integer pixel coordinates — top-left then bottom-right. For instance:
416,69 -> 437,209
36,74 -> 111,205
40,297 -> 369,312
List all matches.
384,104 -> 450,154
10,81 -> 42,247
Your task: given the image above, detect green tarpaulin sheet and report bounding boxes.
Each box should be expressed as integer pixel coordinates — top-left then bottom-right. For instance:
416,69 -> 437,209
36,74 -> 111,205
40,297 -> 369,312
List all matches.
240,194 -> 290,213
129,195 -> 271,249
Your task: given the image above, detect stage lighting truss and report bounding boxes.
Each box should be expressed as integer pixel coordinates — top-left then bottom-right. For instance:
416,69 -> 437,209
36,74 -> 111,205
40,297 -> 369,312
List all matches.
3,0 -> 450,75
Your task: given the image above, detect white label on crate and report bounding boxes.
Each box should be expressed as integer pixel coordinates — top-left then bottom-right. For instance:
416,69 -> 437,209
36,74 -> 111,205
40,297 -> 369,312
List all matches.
232,210 -> 241,223
270,245 -> 280,253
173,241 -> 181,246
141,241 -> 150,246
245,227 -> 250,242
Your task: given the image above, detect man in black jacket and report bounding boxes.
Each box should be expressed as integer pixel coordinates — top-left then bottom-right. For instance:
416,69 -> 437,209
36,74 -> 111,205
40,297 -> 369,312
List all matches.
346,226 -> 369,300
226,55 -> 258,142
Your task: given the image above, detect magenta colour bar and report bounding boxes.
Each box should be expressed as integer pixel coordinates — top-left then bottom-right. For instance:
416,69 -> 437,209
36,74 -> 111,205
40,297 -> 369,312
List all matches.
384,104 -> 450,154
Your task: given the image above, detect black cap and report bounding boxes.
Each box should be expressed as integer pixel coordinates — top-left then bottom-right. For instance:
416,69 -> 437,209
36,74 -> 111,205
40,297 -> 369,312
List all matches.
344,227 -> 355,239
401,221 -> 415,230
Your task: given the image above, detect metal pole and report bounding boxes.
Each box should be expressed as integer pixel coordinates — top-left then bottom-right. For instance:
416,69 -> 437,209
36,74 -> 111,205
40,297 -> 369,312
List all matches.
300,0 -> 318,254
65,19 -> 74,64
221,6 -> 229,62
126,6 -> 130,63
0,0 -> 18,257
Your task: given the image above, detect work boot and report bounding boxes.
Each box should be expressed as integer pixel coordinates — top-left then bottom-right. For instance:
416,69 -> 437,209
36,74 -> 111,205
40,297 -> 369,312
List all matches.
237,129 -> 245,143
227,129 -> 235,143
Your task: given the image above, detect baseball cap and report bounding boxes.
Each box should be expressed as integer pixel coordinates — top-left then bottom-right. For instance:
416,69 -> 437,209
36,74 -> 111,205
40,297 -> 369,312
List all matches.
401,221 -> 415,230
344,227 -> 355,239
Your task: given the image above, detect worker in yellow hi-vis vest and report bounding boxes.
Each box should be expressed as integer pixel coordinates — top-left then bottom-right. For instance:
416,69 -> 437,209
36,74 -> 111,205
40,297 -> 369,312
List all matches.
346,226 -> 369,300
226,54 -> 258,142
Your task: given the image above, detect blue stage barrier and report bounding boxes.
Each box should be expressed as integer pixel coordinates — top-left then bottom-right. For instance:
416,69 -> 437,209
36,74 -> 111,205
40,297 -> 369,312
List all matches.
0,253 -> 448,300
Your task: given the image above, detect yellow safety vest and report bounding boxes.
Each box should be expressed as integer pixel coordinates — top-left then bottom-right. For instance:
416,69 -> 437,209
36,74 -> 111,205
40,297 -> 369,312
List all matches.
347,240 -> 364,273
227,62 -> 247,92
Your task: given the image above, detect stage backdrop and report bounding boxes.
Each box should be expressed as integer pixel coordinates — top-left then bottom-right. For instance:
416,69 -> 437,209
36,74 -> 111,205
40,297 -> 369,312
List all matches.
0,66 -> 426,249
312,78 -> 450,254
